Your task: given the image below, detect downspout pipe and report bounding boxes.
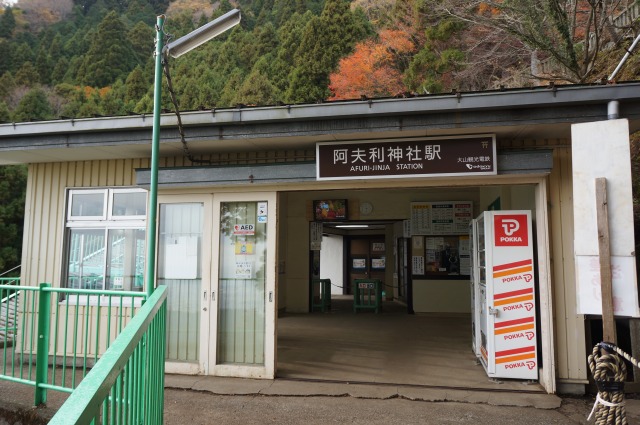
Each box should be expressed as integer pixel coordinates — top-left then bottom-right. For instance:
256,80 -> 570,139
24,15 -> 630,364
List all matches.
608,100 -> 619,120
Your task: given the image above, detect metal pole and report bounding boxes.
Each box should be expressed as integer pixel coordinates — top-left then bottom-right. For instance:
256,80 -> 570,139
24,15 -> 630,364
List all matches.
146,15 -> 165,297
35,283 -> 51,406
608,32 -> 640,82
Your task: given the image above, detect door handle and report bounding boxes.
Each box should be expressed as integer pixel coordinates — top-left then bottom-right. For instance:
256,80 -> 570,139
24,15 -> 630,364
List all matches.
269,291 -> 273,302
212,291 -> 215,302
489,307 -> 499,317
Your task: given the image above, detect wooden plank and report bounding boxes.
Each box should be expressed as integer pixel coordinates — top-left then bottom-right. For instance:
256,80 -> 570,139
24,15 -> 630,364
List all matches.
595,177 -> 616,344
631,319 -> 640,382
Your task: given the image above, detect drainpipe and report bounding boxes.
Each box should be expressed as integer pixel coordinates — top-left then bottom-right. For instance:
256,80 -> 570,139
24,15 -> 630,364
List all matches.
608,100 -> 619,120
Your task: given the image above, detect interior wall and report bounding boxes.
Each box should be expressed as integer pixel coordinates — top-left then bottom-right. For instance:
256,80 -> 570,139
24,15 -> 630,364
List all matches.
320,235 -> 344,295
412,280 -> 471,313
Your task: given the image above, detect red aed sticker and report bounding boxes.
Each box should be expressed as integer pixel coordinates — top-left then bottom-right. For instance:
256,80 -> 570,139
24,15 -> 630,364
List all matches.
494,214 -> 528,246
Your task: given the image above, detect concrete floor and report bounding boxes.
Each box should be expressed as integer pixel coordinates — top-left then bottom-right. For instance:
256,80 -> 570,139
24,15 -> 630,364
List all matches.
277,296 -> 544,392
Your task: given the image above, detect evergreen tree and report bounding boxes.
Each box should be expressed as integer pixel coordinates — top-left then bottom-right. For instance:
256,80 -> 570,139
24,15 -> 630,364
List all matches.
14,62 -> 40,86
77,90 -> 103,117
101,81 -> 126,115
0,6 -> 16,39
12,42 -> 34,72
404,19 -> 465,94
0,101 -> 10,122
127,21 -> 154,64
13,87 -> 53,122
235,69 -> 279,106
0,165 -> 27,274
285,0 -> 371,102
133,93 -> 153,113
48,33 -> 65,63
35,47 -> 53,85
0,72 -> 14,99
0,40 -> 14,75
124,65 -> 148,103
77,11 -> 137,87
124,0 -> 156,27
51,57 -> 70,85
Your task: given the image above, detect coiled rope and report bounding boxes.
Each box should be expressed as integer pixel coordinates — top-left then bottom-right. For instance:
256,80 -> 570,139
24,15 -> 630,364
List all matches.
587,342 -> 640,425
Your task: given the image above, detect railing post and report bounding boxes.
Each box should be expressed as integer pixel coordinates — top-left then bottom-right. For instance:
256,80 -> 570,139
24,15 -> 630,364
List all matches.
35,283 -> 51,406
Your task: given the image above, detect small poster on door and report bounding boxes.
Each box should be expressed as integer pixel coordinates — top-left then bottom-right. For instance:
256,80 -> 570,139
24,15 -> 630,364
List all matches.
372,242 -> 385,252
235,261 -> 252,278
352,258 -> 367,270
235,241 -> 254,255
257,202 -> 268,218
233,224 -> 255,235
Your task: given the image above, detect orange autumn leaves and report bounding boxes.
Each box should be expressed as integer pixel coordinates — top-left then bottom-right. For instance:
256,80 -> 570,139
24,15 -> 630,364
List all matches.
329,29 -> 415,100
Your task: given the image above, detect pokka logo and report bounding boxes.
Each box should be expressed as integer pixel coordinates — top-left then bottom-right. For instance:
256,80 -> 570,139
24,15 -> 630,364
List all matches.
502,302 -> 534,312
494,214 -> 528,246
503,331 -> 536,341
506,361 -> 537,370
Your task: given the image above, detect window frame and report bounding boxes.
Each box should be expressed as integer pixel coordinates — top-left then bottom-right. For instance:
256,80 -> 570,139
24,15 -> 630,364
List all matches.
63,187 -> 148,298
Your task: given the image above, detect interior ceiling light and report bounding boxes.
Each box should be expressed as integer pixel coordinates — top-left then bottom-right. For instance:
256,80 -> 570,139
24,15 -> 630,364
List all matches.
335,225 -> 370,229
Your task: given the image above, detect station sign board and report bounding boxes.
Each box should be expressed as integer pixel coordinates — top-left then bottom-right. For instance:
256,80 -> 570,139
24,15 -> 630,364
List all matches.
316,135 -> 497,180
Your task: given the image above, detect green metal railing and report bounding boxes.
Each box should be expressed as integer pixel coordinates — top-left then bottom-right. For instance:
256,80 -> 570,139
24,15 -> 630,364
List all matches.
50,285 -> 167,424
0,281 -> 148,406
0,277 -> 20,346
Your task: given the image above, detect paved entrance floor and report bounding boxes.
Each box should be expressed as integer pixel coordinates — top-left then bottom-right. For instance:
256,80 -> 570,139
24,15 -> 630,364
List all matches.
277,296 -> 541,392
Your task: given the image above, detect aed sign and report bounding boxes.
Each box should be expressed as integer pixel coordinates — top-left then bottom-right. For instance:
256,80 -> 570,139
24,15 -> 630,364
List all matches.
494,214 -> 528,246
233,224 -> 255,235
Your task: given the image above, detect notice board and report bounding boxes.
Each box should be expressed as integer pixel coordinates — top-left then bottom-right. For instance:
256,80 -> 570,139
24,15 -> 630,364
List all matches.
410,201 -> 473,235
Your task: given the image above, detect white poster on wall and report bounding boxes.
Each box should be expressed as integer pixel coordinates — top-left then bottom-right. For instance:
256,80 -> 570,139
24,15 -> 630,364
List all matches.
164,236 -> 198,279
571,119 -> 639,317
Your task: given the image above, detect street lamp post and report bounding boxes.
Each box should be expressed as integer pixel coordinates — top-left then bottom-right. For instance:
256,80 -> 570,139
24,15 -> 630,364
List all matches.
146,10 -> 241,297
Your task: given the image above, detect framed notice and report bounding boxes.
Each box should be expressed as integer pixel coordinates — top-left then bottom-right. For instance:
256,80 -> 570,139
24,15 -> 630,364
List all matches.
410,201 -> 473,235
352,257 -> 367,271
412,256 -> 425,275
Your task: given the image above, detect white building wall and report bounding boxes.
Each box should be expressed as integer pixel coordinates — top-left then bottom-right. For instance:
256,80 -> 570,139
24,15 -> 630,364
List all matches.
320,235 -> 344,295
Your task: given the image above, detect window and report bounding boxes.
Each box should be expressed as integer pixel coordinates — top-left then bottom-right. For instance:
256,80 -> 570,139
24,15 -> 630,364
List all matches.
64,188 -> 147,292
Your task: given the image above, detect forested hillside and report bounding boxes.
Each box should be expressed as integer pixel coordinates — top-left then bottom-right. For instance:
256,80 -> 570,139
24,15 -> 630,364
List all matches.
0,0 -> 638,123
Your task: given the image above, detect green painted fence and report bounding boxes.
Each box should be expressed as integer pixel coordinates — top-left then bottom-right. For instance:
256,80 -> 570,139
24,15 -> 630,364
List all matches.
0,280 -> 167,423
50,285 -> 167,424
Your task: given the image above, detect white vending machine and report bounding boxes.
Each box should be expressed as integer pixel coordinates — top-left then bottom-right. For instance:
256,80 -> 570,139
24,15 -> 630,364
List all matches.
471,210 -> 538,380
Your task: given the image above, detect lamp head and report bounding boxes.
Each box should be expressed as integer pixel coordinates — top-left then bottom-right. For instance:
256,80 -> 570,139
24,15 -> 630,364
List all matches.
166,9 -> 241,58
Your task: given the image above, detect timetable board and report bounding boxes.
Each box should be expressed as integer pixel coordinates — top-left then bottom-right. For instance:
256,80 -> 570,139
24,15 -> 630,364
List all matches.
410,201 -> 473,235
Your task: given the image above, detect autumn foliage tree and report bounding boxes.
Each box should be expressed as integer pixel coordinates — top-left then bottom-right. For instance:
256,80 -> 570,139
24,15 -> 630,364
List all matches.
329,29 -> 414,100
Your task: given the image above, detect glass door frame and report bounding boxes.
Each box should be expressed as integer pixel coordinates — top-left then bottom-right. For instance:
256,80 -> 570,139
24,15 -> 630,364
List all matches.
208,191 -> 277,379
158,194 -> 213,375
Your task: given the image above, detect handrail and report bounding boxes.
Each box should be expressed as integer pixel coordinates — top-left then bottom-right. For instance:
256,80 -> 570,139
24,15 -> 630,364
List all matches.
0,265 -> 20,277
0,283 -> 151,406
49,285 -> 167,424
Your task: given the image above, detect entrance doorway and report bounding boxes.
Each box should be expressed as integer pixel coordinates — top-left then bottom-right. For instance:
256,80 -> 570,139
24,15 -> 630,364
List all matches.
276,183 -> 552,392
158,192 -> 277,379
347,236 -> 386,295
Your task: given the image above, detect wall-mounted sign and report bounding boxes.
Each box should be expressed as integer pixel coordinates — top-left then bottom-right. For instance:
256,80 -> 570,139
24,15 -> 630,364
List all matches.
316,135 -> 496,180
310,222 -> 323,251
410,201 -> 473,235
